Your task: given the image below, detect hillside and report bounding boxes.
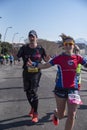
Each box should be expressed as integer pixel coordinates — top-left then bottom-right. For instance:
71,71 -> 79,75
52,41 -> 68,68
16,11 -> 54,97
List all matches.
37,39 -> 87,56
38,39 -> 63,56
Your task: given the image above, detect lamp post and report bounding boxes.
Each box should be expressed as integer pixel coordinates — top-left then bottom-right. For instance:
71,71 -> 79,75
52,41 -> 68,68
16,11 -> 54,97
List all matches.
12,32 -> 19,43
0,17 -> 2,40
19,36 -> 24,43
3,26 -> 12,42
12,32 -> 19,58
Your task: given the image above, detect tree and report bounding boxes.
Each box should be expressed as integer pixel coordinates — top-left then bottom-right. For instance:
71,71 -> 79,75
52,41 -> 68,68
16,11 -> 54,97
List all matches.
1,42 -> 13,54
0,33 -> 2,42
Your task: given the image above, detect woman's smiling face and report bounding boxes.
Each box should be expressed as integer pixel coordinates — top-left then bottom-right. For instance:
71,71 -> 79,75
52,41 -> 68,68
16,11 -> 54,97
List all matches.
63,39 -> 75,53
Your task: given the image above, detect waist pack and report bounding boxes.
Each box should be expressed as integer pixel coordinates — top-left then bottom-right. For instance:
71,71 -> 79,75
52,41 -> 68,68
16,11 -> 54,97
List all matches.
27,67 -> 39,73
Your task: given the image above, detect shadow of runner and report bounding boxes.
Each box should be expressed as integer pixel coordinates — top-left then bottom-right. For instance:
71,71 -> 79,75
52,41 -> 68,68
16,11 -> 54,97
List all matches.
0,115 -> 37,130
80,89 -> 87,92
78,104 -> 87,110
0,119 -> 37,130
0,113 -> 53,130
0,87 -> 23,90
36,112 -> 53,125
0,99 -> 27,103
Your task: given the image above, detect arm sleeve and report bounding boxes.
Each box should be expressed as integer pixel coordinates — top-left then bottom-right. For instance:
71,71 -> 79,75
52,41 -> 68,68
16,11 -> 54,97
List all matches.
78,55 -> 87,67
49,59 -> 55,66
49,56 -> 59,66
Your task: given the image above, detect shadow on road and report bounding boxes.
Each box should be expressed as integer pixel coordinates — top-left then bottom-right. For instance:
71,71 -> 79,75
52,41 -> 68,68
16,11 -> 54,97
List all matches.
3,77 -> 22,79
0,99 -> 27,103
0,87 -> 23,90
78,104 -> 87,110
0,113 -> 53,130
80,89 -> 87,92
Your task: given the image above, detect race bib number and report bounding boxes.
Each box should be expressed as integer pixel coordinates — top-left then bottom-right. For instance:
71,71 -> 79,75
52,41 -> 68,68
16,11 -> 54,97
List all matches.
68,94 -> 83,105
27,67 -> 39,73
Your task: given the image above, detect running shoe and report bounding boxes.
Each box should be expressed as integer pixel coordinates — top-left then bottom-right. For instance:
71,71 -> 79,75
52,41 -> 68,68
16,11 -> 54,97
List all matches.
52,114 -> 59,126
32,113 -> 38,123
29,108 -> 34,117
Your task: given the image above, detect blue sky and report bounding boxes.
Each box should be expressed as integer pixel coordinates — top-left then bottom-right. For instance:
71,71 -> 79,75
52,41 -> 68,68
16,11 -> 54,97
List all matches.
0,0 -> 87,43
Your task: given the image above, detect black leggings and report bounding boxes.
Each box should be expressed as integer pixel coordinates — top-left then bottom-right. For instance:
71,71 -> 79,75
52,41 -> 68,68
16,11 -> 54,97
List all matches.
23,70 -> 41,113
26,88 -> 38,113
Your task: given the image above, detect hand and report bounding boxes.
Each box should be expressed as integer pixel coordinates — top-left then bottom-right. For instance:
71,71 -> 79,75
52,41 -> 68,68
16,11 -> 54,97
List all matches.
44,55 -> 51,62
74,45 -> 80,51
27,58 -> 38,67
27,58 -> 32,66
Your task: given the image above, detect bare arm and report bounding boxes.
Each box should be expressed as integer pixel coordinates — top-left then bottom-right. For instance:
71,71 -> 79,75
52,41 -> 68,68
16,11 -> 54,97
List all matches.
43,55 -> 51,62
27,58 -> 52,69
38,62 -> 52,69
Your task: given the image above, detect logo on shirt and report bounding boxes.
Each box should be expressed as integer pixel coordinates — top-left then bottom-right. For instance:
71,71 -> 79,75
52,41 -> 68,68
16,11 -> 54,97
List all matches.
68,60 -> 74,65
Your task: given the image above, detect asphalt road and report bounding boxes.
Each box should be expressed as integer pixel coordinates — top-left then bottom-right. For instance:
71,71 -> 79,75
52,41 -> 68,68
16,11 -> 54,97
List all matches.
0,64 -> 87,130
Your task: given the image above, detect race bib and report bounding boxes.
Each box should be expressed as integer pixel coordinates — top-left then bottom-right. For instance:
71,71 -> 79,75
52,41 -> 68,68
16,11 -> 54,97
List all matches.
68,93 -> 83,105
27,67 -> 39,73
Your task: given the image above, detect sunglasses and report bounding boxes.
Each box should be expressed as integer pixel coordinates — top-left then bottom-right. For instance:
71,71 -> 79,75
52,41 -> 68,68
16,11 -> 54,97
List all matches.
64,42 -> 74,46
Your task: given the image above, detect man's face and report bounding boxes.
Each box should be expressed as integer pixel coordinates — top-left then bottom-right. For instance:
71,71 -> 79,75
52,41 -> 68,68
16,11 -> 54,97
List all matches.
29,35 -> 37,44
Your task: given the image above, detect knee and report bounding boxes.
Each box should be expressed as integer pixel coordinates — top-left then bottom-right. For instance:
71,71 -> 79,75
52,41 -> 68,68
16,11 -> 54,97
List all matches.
26,91 -> 32,100
26,90 -> 38,101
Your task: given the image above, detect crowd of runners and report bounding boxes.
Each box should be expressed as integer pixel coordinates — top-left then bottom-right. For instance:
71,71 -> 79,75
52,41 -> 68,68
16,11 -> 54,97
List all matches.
0,53 -> 19,66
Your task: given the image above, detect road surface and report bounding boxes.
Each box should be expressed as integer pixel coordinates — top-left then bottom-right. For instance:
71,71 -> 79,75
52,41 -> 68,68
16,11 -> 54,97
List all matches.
0,64 -> 87,130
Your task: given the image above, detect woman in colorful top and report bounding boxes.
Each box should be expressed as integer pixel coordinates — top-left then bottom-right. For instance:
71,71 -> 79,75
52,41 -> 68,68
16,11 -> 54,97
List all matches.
27,34 -> 87,130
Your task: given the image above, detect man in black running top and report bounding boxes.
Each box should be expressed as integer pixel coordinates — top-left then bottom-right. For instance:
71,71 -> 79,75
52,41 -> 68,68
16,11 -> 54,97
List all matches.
17,30 -> 50,123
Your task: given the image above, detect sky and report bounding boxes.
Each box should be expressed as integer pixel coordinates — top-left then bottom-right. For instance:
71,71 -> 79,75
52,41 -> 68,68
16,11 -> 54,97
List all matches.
0,0 -> 87,43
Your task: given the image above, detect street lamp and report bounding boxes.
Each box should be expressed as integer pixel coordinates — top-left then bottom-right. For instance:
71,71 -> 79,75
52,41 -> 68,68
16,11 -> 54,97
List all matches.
0,16 -> 2,34
12,32 -> 19,43
19,36 -> 24,43
3,26 -> 12,42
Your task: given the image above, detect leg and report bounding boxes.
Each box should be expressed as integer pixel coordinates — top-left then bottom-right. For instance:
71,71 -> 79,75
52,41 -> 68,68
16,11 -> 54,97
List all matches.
52,94 -> 67,126
26,90 -> 35,109
23,70 -> 33,108
54,94 -> 67,119
55,95 -> 66,119
27,88 -> 38,113
65,100 -> 78,130
26,88 -> 38,120
30,72 -> 41,113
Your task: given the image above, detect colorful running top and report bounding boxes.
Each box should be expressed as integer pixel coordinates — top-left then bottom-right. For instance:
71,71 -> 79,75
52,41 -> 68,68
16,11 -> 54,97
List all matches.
17,44 -> 47,70
49,53 -> 87,89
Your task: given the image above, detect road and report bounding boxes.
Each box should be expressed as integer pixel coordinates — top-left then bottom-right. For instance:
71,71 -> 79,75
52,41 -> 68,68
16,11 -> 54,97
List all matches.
0,64 -> 87,130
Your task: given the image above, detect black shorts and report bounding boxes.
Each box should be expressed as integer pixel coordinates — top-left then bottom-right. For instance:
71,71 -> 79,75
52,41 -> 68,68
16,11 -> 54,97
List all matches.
53,87 -> 78,98
23,70 -> 41,91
